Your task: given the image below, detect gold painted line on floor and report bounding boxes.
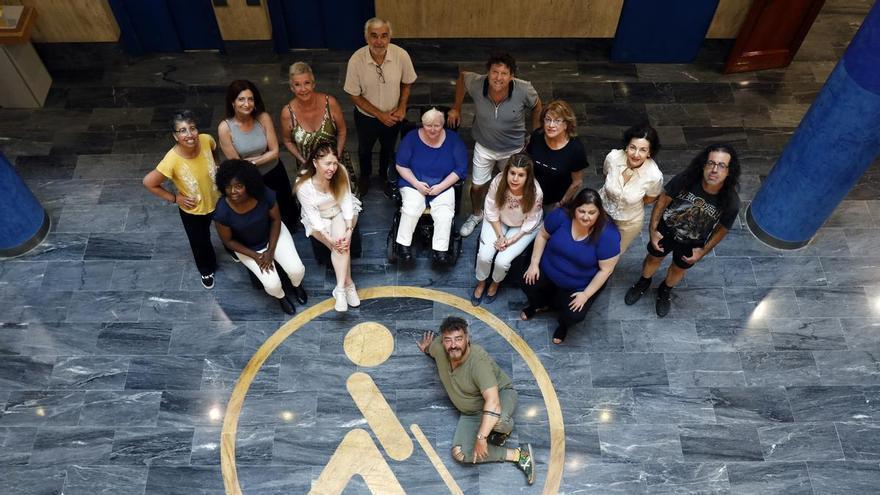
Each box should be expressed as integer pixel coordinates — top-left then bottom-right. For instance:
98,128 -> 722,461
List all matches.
410,423 -> 464,495
347,371 -> 414,461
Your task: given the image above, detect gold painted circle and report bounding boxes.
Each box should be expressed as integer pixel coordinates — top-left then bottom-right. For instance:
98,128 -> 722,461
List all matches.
343,322 -> 394,367
220,286 -> 565,494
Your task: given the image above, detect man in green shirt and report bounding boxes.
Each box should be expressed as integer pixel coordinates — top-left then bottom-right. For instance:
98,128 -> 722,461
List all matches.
417,316 -> 535,485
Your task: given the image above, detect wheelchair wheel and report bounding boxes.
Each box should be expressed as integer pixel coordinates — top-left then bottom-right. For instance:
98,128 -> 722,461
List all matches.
449,232 -> 463,264
387,210 -> 401,263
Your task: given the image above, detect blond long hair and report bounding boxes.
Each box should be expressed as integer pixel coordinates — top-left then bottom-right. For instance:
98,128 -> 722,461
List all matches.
494,153 -> 537,214
294,142 -> 351,201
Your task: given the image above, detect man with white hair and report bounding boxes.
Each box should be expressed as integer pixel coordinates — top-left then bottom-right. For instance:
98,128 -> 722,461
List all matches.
344,17 -> 418,196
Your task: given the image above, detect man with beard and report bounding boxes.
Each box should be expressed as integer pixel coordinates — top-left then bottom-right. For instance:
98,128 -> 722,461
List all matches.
623,143 -> 741,317
417,316 -> 535,485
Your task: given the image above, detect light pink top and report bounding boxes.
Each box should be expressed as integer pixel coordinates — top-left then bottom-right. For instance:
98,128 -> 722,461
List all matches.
295,177 -> 362,238
483,174 -> 544,233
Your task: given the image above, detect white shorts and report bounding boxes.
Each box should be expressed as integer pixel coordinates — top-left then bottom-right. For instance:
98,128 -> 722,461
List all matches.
471,142 -> 520,186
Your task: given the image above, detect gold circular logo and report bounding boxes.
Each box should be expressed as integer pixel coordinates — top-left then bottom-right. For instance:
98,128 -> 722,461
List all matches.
220,286 -> 565,494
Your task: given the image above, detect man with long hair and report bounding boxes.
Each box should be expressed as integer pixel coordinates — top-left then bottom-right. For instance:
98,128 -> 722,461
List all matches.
624,143 -> 741,317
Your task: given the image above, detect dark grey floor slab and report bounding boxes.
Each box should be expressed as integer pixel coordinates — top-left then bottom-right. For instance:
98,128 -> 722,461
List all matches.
642,460 -> 730,494
109,427 -> 194,465
839,317 -> 880,351
768,317 -> 847,351
806,461 -> 880,495
813,350 -> 880,386
0,262 -> 47,290
83,233 -> 156,260
752,257 -> 828,287
125,356 -> 205,391
632,386 -> 715,424
695,318 -> 774,352
591,352 -> 669,388
192,425 -> 273,466
110,260 -> 184,291
679,424 -> 764,462
710,386 -> 795,424
167,320 -> 247,356
0,355 -> 55,390
726,461 -> 813,495
835,422 -> 880,461
65,291 -> 144,322
29,426 -> 114,464
41,260 -> 114,291
156,390 -> 231,427
664,352 -> 746,388
795,287 -> 877,318
63,465 -> 148,495
48,355 -> 129,390
0,466 -> 67,495
787,386 -> 878,423
740,351 -> 821,387
758,422 -> 844,462
0,427 -> 36,465
598,424 -> 683,463
144,466 -> 225,495
622,319 -> 701,353
80,390 -> 162,426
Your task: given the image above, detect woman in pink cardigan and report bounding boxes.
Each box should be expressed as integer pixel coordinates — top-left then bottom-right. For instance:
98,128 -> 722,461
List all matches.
472,153 -> 543,305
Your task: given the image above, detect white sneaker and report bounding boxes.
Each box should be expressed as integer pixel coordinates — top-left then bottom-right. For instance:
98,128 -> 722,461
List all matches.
344,283 -> 361,308
459,214 -> 483,237
332,287 -> 348,312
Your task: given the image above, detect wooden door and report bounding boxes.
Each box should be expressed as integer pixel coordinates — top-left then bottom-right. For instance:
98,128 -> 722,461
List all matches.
723,0 -> 825,74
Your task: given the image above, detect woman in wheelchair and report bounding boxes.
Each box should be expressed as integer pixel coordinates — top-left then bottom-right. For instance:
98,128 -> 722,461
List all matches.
393,108 -> 468,264
294,143 -> 362,312
213,159 -> 307,316
472,153 -> 544,305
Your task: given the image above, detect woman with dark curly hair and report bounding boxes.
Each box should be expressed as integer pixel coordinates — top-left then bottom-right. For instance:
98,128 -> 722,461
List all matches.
218,79 -> 299,232
213,159 -> 307,315
623,143 -> 741,317
521,188 -> 621,344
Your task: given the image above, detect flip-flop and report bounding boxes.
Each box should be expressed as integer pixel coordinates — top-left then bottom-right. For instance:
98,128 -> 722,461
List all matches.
552,325 -> 568,345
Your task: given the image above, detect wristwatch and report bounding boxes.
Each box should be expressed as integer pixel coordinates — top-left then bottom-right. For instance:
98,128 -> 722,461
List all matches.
476,433 -> 487,440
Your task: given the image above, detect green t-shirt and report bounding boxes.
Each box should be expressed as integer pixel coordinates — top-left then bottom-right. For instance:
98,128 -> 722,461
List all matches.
429,339 -> 512,414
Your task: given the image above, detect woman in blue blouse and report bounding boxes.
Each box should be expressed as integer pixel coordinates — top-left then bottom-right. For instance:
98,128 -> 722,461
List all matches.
521,188 -> 621,344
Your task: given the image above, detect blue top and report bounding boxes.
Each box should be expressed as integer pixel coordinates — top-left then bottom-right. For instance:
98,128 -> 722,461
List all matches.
539,208 -> 621,291
396,129 -> 468,192
213,189 -> 277,251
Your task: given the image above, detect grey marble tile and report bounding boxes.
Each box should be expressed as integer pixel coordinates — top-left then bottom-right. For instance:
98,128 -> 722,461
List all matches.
664,352 -> 746,388
642,460 -> 730,494
201,354 -> 278,391
124,204 -> 185,233
726,461 -> 812,495
156,390 -> 231,428
560,461 -> 647,494
741,351 -> 820,387
0,466 -> 67,495
0,262 -> 46,290
591,352 -> 669,388
0,427 -> 36,465
277,351 -> 356,393
823,201 -> 876,228
725,287 -> 801,320
109,427 -> 194,465
752,257 -> 828,287
139,291 -> 216,322
839,318 -> 880,351
29,426 -> 114,464
11,233 -> 88,261
272,425 -> 351,467
95,322 -> 172,355
835,422 -> 880,461
695,318 -> 774,352
680,424 -> 763,461
769,318 -> 847,351
80,390 -> 162,426
55,205 -> 128,233
787,386 -> 878,423
758,422 -> 844,461
599,424 -> 682,463
191,425 -> 273,466
209,289 -> 285,321
842,228 -> 880,254
167,320 -> 246,356
609,286 -> 729,320
84,232 -> 156,260
395,388 -> 459,428
821,256 -> 880,287
40,260 -> 114,291
0,391 -> 84,426
0,355 -> 55,390
0,289 -> 73,323
813,350 -> 880,386
125,356 -> 205,391
63,465 -> 148,495
710,386 -> 794,424
48,355 -> 129,390
806,461 -> 880,495
31,179 -> 102,209
144,465 -> 224,494
622,319 -> 701,353
98,178 -> 156,205
632,386 -> 715,424
110,260 -> 184,290
243,319 -> 318,359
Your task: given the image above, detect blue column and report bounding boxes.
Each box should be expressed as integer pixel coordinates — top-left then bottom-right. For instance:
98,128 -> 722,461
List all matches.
747,2 -> 880,249
0,153 -> 50,257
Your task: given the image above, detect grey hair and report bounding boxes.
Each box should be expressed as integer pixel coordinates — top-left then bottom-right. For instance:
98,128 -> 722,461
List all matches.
364,17 -> 392,37
288,61 -> 314,79
421,108 -> 444,126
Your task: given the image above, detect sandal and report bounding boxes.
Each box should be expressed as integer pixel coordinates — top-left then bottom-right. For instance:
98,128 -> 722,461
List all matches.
520,305 -> 549,321
552,325 -> 568,345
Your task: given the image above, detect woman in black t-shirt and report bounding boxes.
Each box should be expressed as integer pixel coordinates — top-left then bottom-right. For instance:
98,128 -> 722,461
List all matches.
525,99 -> 589,209
213,159 -> 307,315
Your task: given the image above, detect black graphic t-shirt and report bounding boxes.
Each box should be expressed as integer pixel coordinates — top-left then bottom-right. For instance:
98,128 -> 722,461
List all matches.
661,173 -> 740,245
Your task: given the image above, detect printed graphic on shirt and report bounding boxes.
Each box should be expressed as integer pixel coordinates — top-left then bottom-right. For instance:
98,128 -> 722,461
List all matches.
662,189 -> 722,244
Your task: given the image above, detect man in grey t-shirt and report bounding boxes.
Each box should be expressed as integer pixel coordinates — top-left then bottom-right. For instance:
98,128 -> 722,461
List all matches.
447,53 -> 542,237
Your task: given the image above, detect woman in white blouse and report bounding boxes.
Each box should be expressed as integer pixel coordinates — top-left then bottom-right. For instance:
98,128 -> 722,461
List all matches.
294,142 -> 362,312
599,124 -> 664,253
472,153 -> 543,306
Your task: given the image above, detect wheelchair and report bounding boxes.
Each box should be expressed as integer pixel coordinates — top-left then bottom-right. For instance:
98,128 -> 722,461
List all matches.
385,105 -> 463,266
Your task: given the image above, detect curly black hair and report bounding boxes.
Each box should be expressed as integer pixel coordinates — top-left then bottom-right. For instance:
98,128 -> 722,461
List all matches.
216,159 -> 265,200
440,316 -> 469,335
485,52 -> 517,75
668,143 -> 741,213
622,122 -> 661,158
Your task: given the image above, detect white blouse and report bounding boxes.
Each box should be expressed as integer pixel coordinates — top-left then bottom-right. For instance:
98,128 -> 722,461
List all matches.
599,149 -> 664,222
295,177 -> 362,238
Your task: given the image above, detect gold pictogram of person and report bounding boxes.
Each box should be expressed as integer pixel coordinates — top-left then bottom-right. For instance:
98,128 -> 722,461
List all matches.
311,322 -> 463,495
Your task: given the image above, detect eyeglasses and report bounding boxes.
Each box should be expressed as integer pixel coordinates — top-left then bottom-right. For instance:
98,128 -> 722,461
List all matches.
543,117 -> 564,126
705,160 -> 729,170
375,64 -> 386,84
175,126 -> 198,136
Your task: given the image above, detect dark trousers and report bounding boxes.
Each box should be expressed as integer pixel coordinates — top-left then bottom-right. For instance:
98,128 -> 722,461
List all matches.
522,272 -> 606,329
178,208 -> 217,277
262,160 -> 300,232
354,109 -> 401,181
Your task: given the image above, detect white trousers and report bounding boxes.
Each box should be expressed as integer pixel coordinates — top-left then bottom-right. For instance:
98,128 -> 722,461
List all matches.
236,223 -> 305,299
396,186 -> 455,251
475,220 -> 538,283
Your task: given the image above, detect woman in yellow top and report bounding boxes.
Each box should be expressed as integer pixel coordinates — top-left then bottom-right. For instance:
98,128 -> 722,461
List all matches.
143,110 -> 221,289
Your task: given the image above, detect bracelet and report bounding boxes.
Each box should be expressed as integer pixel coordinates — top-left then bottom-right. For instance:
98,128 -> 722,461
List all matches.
482,410 -> 501,418
476,433 -> 487,440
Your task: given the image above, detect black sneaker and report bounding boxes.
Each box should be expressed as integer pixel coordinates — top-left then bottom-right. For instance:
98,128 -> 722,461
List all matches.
292,284 -> 308,305
515,443 -> 536,485
279,296 -> 296,315
200,273 -> 215,290
624,277 -> 651,305
398,243 -> 413,262
656,285 -> 672,317
487,431 -> 509,447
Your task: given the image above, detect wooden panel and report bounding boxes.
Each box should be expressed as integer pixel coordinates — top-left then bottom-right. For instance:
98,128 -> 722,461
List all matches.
376,0 -> 625,38
6,0 -> 119,42
707,0 -> 753,38
213,0 -> 271,41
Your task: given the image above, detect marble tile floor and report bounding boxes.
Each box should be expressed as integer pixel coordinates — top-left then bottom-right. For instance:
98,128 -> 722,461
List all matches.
3,2 -> 880,493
